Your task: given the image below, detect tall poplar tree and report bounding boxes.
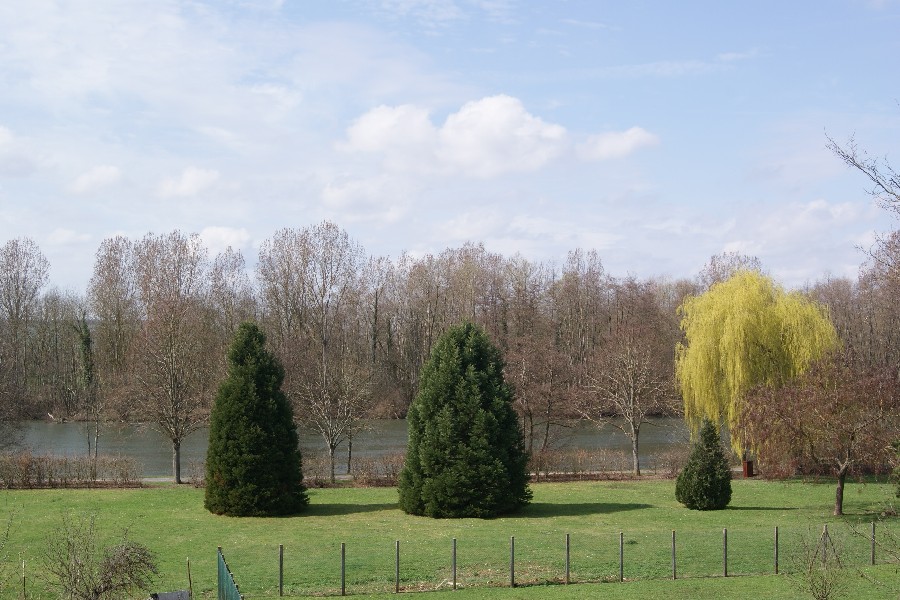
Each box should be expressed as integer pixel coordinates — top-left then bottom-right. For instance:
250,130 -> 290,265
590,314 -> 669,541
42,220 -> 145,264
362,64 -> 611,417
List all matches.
398,322 -> 531,518
675,271 -> 839,452
205,322 -> 307,516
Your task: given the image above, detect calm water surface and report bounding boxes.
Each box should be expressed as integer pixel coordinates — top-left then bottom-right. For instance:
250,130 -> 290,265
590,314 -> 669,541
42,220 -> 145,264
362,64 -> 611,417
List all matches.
18,418 -> 688,477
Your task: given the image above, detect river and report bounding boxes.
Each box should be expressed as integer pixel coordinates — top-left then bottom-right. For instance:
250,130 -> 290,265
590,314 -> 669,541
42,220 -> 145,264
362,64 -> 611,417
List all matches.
14,418 -> 689,478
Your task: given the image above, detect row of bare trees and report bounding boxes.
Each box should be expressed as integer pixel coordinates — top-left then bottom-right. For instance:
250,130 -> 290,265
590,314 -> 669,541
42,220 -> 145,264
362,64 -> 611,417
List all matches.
0,225 -> 692,480
1,216 -> 899,482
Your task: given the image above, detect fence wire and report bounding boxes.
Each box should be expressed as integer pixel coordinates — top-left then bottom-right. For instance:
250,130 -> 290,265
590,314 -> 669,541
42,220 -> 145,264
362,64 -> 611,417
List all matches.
213,519 -> 899,596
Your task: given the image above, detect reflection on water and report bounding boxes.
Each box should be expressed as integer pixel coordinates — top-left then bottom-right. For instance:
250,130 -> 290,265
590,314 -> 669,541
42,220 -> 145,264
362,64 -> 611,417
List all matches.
16,418 -> 688,477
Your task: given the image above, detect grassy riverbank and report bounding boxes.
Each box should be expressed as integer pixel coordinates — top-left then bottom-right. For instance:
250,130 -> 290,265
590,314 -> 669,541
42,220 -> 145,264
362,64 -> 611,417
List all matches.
1,479 -> 897,598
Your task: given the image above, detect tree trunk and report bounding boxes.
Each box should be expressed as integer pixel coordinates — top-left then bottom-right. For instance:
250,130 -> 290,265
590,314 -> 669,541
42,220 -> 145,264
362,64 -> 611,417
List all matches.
631,435 -> 640,476
834,464 -> 848,516
89,419 -> 101,481
173,440 -> 182,484
329,444 -> 337,484
346,433 -> 353,476
522,412 -> 534,455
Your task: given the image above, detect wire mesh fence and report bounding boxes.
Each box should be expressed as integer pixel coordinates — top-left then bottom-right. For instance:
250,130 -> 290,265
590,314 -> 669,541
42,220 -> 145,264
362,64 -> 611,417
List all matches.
217,546 -> 244,600
216,519 -> 899,596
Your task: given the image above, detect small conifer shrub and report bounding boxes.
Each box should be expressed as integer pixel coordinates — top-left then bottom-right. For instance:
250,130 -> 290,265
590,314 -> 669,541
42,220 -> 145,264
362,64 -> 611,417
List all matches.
398,322 -> 531,518
205,322 -> 308,516
675,418 -> 732,510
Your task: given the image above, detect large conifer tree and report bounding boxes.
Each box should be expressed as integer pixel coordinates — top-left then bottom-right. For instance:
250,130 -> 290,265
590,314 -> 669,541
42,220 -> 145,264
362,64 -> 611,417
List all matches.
398,322 -> 531,518
205,322 -> 308,516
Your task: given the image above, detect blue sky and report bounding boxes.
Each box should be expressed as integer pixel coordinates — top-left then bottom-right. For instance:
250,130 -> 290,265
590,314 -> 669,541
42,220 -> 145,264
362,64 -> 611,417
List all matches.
1,0 -> 898,291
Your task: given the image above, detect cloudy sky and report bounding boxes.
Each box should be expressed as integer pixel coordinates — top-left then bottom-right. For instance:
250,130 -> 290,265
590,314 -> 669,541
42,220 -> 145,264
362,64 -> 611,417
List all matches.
1,0 -> 898,291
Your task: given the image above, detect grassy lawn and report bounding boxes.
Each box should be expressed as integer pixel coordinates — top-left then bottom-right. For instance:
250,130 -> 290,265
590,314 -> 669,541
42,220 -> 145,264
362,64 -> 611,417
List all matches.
0,479 -> 897,599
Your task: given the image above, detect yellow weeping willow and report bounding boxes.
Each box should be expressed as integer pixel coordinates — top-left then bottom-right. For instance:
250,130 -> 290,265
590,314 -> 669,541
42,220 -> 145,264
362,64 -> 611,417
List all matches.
675,270 -> 839,452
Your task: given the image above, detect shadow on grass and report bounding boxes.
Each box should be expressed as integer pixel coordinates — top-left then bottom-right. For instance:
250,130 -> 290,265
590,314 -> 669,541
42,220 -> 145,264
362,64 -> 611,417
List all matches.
513,502 -> 654,518
728,506 -> 798,511
305,502 -> 398,517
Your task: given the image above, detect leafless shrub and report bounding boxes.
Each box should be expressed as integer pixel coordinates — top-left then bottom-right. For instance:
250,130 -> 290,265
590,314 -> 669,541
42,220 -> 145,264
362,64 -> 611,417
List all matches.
42,513 -> 158,600
789,526 -> 847,600
650,444 -> 691,479
352,453 -> 406,486
187,460 -> 206,488
529,448 -> 645,481
303,452 -> 331,487
0,453 -> 141,488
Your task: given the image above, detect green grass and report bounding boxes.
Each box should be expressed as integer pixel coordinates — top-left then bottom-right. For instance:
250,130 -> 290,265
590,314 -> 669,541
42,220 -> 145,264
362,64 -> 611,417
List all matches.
1,479 -> 897,599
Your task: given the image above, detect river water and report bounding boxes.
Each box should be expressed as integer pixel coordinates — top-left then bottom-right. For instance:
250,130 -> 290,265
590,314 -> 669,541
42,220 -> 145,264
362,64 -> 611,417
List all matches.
15,418 -> 689,477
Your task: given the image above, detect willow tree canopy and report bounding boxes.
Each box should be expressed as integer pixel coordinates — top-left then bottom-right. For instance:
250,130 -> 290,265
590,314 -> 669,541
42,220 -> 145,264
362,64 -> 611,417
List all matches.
675,270 -> 839,452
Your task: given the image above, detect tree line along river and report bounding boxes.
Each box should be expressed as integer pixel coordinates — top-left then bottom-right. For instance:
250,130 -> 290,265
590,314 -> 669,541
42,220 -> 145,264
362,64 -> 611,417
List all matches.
17,418 -> 689,478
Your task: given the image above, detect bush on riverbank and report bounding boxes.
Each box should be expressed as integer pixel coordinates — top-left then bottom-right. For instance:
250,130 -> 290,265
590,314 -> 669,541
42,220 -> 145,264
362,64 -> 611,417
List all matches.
0,452 -> 141,488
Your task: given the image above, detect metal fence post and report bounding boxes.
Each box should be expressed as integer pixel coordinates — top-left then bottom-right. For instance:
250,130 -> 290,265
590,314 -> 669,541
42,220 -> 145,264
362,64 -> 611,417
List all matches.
452,538 -> 457,590
774,526 -> 779,575
509,536 -> 515,588
671,530 -> 676,580
619,532 -> 624,582
279,544 -> 284,597
341,543 -> 346,597
723,528 -> 728,577
565,533 -> 570,585
395,540 -> 400,593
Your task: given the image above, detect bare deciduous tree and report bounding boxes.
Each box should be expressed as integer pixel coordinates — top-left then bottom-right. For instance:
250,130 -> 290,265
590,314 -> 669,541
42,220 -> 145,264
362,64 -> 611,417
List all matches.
297,222 -> 370,481
578,278 -> 676,475
697,251 -> 763,291
0,237 -> 49,411
209,246 -> 255,339
742,353 -> 900,515
257,227 -> 313,353
133,231 -> 216,484
88,236 -> 140,420
30,289 -> 82,418
827,132 -> 900,214
507,333 -> 574,460
551,249 -> 608,385
258,222 -> 372,481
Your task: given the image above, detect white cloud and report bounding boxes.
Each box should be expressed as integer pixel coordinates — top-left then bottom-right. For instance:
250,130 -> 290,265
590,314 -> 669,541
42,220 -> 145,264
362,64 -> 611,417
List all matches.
322,175 -> 414,223
340,104 -> 437,156
159,167 -> 221,198
437,208 -> 507,242
46,228 -> 91,246
577,127 -> 660,161
437,95 -> 567,177
199,226 -> 252,255
758,199 -> 860,240
68,165 -> 121,194
342,95 -> 568,178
